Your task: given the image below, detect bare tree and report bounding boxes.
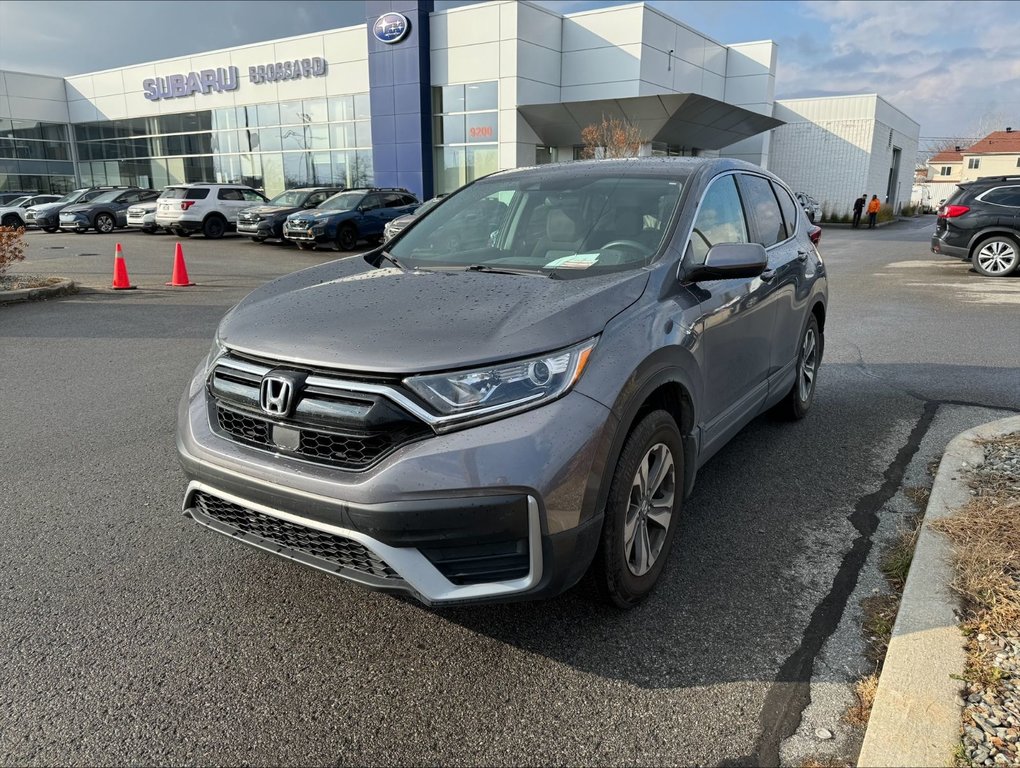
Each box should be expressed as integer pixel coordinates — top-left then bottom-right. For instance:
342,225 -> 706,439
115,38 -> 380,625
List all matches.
580,114 -> 644,159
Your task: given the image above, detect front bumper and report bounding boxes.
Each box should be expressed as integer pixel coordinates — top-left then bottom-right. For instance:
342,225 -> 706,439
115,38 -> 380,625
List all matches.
930,233 -> 969,259
59,217 -> 88,231
283,224 -> 330,245
32,214 -> 57,228
237,220 -> 275,237
176,379 -> 613,605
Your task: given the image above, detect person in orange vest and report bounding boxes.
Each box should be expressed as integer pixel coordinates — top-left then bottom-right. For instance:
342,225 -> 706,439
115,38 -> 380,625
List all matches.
867,195 -> 881,229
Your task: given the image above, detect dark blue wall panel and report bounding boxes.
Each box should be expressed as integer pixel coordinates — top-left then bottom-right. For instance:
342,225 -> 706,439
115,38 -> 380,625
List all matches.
365,0 -> 434,201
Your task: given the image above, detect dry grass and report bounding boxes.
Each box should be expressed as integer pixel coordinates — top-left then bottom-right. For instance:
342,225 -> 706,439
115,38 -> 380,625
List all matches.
933,432 -> 1019,698
801,758 -> 853,768
844,673 -> 879,727
904,485 -> 931,511
861,594 -> 900,666
880,521 -> 922,590
932,494 -> 1020,637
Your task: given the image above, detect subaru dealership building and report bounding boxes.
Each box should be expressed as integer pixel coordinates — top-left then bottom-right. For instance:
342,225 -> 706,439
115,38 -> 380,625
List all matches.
0,0 -> 918,210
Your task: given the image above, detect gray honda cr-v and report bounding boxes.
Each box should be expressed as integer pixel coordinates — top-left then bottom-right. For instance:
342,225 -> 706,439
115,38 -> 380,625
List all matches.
177,157 -> 828,608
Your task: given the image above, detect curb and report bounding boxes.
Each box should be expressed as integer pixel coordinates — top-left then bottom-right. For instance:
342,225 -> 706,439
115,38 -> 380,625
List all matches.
858,414 -> 1020,768
0,279 -> 77,305
817,217 -> 916,229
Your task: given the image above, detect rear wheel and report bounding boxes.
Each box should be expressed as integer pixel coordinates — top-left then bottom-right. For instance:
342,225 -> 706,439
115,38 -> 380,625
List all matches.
250,236 -> 266,243
43,227 -> 58,233
94,213 -> 115,234
337,223 -> 358,251
972,236 -> 1019,277
202,216 -> 226,239
1,214 -> 21,228
592,410 -> 683,608
781,314 -> 822,420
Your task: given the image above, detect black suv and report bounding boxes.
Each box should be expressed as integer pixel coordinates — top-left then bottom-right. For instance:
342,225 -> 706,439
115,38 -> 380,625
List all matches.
236,187 -> 343,243
177,158 -> 828,607
931,176 -> 1020,276
59,187 -> 161,234
283,188 -> 419,250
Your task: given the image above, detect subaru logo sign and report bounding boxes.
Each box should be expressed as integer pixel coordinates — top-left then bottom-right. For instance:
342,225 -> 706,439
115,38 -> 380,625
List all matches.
373,12 -> 410,44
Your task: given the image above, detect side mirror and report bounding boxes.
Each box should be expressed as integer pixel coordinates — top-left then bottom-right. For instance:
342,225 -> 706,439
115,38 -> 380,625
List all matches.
684,242 -> 767,283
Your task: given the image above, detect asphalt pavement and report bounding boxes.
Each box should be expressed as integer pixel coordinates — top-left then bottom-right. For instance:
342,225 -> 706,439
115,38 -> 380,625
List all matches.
1,220 -> 1017,766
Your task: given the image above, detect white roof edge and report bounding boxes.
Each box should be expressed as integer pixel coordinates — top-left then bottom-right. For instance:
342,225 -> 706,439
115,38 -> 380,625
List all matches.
0,68 -> 68,80
66,22 -> 367,79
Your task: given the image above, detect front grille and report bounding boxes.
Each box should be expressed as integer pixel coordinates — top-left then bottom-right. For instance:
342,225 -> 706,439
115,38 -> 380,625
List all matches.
191,491 -> 398,579
208,353 -> 431,470
215,405 -> 417,469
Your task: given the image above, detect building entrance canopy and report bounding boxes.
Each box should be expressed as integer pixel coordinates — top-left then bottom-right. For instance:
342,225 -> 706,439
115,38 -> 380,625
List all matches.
518,93 -> 783,151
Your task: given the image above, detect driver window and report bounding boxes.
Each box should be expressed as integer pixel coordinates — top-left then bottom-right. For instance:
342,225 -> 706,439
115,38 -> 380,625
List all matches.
688,175 -> 748,265
361,194 -> 382,211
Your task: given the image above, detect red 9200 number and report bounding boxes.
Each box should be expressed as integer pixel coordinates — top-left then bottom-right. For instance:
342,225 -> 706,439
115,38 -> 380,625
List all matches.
469,126 -> 494,138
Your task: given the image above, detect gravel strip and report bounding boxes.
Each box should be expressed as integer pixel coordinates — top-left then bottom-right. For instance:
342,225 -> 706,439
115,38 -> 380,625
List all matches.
958,435 -> 1020,767
0,273 -> 63,290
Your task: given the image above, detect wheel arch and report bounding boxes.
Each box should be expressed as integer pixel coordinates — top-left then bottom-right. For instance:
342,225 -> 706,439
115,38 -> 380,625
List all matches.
581,361 -> 701,529
967,227 -> 1020,257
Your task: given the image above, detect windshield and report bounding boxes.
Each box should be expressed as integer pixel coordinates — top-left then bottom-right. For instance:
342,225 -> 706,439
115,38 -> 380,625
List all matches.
56,189 -> 89,204
388,172 -> 685,277
414,196 -> 444,217
6,196 -> 30,208
318,191 -> 363,211
267,190 -> 309,207
90,190 -> 123,203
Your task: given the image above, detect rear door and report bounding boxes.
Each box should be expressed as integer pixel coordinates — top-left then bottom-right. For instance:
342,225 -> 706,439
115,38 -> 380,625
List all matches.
114,190 -> 143,226
686,173 -> 775,451
216,187 -> 248,223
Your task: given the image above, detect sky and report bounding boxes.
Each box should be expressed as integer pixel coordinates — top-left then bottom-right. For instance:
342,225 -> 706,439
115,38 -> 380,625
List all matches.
1,0 -> 1018,145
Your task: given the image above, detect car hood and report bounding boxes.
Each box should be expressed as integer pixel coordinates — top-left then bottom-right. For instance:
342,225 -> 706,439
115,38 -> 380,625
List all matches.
0,205 -> 24,215
62,203 -> 104,214
242,205 -> 300,218
217,257 -> 650,374
387,214 -> 415,228
27,201 -> 68,214
288,208 -> 352,222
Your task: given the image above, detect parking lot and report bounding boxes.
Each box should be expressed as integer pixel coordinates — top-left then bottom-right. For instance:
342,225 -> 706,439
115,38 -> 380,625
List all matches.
2,220 -> 1018,766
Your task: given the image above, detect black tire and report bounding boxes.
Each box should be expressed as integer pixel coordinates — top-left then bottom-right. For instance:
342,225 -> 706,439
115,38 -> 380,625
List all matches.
782,314 -> 822,420
972,235 -> 1020,277
1,214 -> 21,228
296,242 -> 314,251
94,213 -> 115,234
141,226 -> 156,234
43,227 -> 58,233
336,223 -> 358,251
202,215 -> 226,239
250,236 -> 266,243
173,227 -> 191,238
592,410 -> 684,608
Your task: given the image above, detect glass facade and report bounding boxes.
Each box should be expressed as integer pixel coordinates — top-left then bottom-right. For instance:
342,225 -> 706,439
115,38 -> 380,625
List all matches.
0,119 -> 76,193
72,94 -> 373,197
433,81 -> 498,195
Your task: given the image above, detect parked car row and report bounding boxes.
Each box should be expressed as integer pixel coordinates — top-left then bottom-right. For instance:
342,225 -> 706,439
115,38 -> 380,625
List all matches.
931,175 -> 1020,277
12,182 -> 435,252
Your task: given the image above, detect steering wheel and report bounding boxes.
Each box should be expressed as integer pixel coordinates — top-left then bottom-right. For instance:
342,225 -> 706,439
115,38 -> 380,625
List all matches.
599,240 -> 647,257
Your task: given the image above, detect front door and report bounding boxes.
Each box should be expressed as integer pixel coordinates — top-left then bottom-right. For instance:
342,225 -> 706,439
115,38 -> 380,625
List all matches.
685,173 -> 775,454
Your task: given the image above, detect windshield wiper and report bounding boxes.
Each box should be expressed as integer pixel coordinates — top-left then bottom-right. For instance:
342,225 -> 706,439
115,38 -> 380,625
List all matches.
463,264 -> 550,277
376,250 -> 406,271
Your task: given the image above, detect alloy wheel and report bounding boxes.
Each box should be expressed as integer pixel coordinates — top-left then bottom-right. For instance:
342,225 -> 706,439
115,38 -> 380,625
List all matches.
97,214 -> 114,233
624,443 -> 675,576
798,327 -> 818,402
976,240 -> 1018,275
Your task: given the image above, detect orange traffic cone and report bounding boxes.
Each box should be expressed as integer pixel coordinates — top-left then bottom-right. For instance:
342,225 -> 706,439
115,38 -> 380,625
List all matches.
112,243 -> 136,290
166,242 -> 195,287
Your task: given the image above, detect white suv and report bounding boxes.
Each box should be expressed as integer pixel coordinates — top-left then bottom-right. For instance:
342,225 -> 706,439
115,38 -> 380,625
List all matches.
155,183 -> 267,239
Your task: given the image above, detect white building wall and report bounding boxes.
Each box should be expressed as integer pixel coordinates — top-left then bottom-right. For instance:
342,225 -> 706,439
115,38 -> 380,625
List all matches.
719,41 -> 777,167
768,95 -> 919,216
0,71 -> 71,123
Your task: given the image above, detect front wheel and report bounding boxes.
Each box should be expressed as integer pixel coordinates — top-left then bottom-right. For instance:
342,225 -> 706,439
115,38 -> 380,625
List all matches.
43,227 -> 59,233
95,213 -> 115,234
781,314 -> 822,420
336,223 -> 358,251
1,214 -> 21,228
592,410 -> 683,608
973,236 -> 1019,277
250,236 -> 266,243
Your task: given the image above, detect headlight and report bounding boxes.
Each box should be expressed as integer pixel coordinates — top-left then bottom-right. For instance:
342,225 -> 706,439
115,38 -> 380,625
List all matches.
405,338 -> 597,422
311,222 -> 327,233
190,337 -> 226,397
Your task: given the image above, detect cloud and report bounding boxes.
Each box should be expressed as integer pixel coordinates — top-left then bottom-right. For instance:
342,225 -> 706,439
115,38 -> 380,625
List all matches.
783,0 -> 1020,137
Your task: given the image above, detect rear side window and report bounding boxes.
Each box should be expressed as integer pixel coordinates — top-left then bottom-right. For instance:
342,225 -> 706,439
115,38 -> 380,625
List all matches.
772,182 -> 800,239
163,187 -> 210,200
688,175 -> 749,265
241,189 -> 265,202
979,187 -> 1020,207
739,174 -> 786,248
218,188 -> 243,201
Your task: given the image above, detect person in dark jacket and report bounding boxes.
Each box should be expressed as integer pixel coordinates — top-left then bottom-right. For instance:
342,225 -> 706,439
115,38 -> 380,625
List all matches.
852,194 -> 866,228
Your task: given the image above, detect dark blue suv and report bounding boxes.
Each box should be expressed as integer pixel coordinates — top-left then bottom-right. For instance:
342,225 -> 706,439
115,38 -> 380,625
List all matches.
283,188 -> 419,250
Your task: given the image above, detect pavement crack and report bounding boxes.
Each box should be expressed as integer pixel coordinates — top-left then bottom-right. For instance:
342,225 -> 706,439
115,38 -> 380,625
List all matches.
738,400 -> 941,767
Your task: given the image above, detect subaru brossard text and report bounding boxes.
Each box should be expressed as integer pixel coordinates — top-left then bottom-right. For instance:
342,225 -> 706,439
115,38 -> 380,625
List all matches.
177,158 -> 828,608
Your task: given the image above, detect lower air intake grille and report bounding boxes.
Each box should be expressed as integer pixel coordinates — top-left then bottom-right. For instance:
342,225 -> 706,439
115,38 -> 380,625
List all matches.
191,491 -> 399,580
